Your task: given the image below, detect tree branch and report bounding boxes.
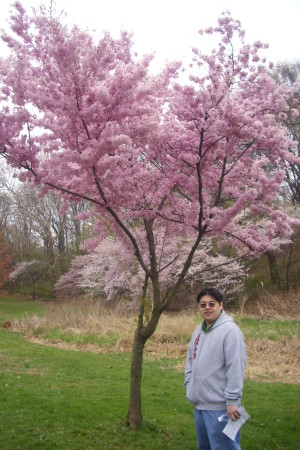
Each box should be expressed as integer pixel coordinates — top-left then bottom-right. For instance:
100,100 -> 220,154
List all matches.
214,157 -> 227,206
224,140 -> 255,177
138,273 -> 149,329
92,165 -> 150,275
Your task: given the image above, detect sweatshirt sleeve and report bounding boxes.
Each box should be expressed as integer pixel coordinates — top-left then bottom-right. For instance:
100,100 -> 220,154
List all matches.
184,337 -> 193,388
223,327 -> 247,405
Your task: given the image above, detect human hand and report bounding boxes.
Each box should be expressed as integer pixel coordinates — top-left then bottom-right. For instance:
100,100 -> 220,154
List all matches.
226,405 -> 241,421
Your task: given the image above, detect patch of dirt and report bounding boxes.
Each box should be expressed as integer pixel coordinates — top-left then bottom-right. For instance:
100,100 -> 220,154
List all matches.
27,336 -> 300,384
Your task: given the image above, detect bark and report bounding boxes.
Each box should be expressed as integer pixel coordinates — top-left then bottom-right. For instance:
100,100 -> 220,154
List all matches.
266,250 -> 280,288
285,243 -> 293,290
125,328 -> 147,431
44,223 -> 55,267
125,307 -> 164,431
126,220 -> 207,430
126,273 -> 163,430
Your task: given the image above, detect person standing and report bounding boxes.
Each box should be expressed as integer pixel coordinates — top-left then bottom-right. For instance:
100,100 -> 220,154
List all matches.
185,287 -> 247,450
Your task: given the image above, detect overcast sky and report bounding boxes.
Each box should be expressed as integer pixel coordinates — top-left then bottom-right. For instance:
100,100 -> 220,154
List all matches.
0,0 -> 299,69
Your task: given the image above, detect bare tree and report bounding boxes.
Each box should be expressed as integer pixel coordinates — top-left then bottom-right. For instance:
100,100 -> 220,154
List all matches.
273,62 -> 300,205
0,162 -> 91,287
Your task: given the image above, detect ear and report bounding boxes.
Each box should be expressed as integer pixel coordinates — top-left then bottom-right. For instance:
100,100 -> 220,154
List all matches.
220,301 -> 224,309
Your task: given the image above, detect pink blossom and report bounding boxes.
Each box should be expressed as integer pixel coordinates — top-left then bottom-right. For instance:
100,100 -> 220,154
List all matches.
1,5 -> 298,309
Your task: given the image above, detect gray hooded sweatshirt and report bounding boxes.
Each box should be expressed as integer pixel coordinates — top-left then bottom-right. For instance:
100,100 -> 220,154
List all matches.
185,311 -> 246,410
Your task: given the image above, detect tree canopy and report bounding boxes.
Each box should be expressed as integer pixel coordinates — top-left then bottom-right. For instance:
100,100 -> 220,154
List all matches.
1,2 -> 299,428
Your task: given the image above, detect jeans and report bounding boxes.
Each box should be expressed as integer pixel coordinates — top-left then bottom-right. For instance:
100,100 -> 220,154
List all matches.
193,407 -> 241,450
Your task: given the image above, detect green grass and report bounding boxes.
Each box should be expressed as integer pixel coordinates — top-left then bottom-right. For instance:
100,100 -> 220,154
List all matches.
242,382 -> 300,450
0,295 -> 49,323
236,316 -> 300,340
0,329 -> 194,449
0,296 -> 299,449
1,329 -> 299,450
34,327 -> 120,347
193,312 -> 300,341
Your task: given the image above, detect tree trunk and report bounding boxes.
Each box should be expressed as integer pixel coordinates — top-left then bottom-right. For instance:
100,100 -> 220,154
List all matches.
266,250 -> 280,288
124,219 -> 205,431
125,302 -> 164,430
285,243 -> 293,290
125,328 -> 146,430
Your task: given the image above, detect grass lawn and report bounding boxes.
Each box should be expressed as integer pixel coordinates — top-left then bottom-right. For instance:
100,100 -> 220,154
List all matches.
0,296 -> 299,449
0,296 -> 49,322
236,316 -> 300,340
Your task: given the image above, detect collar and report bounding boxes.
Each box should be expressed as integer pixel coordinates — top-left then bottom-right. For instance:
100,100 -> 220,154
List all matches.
201,310 -> 223,333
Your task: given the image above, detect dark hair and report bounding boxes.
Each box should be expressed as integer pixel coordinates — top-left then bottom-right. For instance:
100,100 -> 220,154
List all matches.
196,287 -> 224,304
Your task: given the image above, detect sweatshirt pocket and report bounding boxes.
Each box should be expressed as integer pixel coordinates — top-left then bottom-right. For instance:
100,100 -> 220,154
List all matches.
187,376 -> 224,405
186,379 -> 196,404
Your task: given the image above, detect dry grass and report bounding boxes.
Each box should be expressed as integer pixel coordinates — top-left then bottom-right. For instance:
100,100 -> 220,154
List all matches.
245,337 -> 300,384
10,294 -> 300,384
12,300 -> 196,341
242,289 -> 300,319
34,300 -> 137,336
11,301 -> 197,360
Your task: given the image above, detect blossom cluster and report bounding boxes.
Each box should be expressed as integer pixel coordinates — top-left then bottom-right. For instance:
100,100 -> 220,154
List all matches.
1,5 -> 299,305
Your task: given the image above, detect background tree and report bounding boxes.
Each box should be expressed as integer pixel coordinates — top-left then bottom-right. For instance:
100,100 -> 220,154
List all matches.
0,163 -> 90,292
54,236 -> 248,302
1,4 -> 299,429
258,61 -> 300,289
0,192 -> 11,231
9,186 -> 90,274
273,61 -> 300,206
0,230 -> 14,287
7,259 -> 45,299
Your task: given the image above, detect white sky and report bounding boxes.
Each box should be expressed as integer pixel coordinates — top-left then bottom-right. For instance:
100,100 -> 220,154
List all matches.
0,0 -> 299,68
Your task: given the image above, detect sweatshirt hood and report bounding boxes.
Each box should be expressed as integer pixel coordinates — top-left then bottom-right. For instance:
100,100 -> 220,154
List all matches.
203,310 -> 234,333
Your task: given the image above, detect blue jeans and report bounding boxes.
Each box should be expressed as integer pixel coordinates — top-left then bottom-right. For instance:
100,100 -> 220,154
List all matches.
193,407 -> 241,450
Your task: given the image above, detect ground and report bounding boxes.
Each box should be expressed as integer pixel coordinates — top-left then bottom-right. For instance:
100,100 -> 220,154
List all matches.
2,290 -> 300,385
26,332 -> 300,385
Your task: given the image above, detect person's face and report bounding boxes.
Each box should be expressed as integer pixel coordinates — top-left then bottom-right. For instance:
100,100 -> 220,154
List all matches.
198,294 -> 223,324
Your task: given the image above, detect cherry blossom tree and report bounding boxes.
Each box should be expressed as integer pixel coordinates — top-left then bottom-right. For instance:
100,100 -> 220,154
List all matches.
7,259 -> 46,298
54,236 -> 248,300
1,3 -> 299,429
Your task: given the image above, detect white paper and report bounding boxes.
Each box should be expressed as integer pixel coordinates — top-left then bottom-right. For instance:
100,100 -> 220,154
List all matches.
222,406 -> 251,441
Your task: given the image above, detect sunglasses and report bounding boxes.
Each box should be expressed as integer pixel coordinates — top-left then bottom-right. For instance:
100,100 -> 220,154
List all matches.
199,302 -> 217,309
